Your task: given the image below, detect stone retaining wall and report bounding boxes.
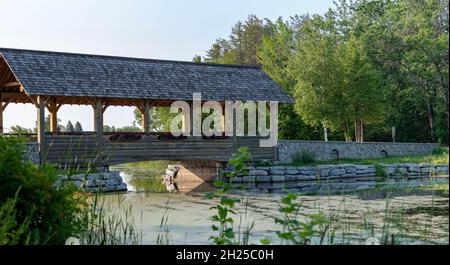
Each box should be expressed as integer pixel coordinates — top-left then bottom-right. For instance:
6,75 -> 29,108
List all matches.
277,140 -> 439,163
229,163 -> 449,184
54,171 -> 128,193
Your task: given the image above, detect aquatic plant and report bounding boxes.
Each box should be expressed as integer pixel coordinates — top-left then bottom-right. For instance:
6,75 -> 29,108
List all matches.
205,147 -> 251,245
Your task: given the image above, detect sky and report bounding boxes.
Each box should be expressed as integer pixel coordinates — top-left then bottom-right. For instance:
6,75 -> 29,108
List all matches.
0,0 -> 333,132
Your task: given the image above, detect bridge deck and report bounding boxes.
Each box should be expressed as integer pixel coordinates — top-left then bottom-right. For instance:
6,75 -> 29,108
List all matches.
43,134 -> 276,167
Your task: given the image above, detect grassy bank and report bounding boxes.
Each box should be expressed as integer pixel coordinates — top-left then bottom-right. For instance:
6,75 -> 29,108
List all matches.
290,147 -> 449,166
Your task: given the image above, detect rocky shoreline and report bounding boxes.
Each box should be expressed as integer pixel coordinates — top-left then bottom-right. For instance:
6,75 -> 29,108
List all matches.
54,171 -> 128,193
227,163 -> 449,184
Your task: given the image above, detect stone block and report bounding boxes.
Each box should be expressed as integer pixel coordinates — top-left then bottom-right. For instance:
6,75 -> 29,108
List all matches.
271,175 -> 285,182
285,169 -> 298,175
242,175 -> 256,183
285,175 -> 297,182
256,175 -> 271,183
330,168 -> 346,176
248,169 -> 268,176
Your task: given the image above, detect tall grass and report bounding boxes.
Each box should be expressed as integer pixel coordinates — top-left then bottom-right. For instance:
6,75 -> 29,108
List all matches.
78,194 -> 141,245
156,200 -> 172,245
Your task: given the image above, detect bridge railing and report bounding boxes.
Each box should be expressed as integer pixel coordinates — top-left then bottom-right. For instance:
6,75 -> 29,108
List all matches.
38,133 -> 276,167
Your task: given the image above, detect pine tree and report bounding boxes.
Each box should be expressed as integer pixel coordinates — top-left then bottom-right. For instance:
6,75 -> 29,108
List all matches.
74,121 -> 83,132
65,121 -> 75,132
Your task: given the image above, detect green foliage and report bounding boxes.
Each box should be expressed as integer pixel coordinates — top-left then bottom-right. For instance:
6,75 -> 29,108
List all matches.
375,164 -> 388,182
204,15 -> 268,66
202,0 -> 449,144
0,190 -> 31,245
9,126 -> 33,135
133,107 -> 175,132
292,151 -> 316,165
0,136 -> 86,244
274,192 -> 333,245
206,147 -> 251,245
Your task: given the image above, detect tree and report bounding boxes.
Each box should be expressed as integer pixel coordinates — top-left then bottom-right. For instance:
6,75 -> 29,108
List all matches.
288,7 -> 383,142
74,122 -> 83,132
10,125 -> 33,135
200,0 -> 449,143
258,17 -> 322,140
133,107 -> 175,132
204,15 -> 269,66
65,121 -> 75,132
192,55 -> 202,63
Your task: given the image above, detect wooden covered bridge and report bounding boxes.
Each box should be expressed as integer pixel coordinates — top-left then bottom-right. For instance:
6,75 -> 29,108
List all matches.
0,48 -> 293,168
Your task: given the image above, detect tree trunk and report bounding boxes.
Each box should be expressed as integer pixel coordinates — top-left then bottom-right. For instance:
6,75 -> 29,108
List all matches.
360,118 -> 364,142
323,122 -> 328,142
426,100 -> 435,142
354,119 -> 364,142
344,122 -> 352,142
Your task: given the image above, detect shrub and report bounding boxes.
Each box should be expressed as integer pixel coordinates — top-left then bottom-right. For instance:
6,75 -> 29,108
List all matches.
0,136 -> 87,244
292,151 -> 316,165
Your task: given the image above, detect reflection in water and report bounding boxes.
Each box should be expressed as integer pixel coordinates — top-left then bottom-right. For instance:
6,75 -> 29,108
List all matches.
106,162 -> 449,244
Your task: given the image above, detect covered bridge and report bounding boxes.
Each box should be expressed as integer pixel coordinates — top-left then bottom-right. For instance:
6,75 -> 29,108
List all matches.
0,48 -> 293,168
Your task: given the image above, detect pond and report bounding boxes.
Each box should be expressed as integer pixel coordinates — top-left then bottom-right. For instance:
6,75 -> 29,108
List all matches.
103,162 -> 449,245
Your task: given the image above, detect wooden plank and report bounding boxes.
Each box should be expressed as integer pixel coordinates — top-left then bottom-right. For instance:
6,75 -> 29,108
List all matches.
105,148 -> 235,157
1,81 -> 21,89
104,142 -> 234,150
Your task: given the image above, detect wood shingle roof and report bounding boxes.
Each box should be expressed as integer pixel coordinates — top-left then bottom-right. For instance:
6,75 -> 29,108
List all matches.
0,48 -> 294,103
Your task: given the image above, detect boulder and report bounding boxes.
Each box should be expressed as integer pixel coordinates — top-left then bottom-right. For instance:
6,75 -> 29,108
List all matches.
285,175 -> 297,182
271,175 -> 285,182
269,167 -> 285,175
285,169 -> 298,175
330,168 -> 346,176
242,175 -> 256,183
248,169 -> 268,176
116,183 -> 128,191
256,175 -> 271,183
231,177 -> 243,183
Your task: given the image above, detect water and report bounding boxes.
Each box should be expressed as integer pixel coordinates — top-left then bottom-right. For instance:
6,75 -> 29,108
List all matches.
104,162 -> 449,245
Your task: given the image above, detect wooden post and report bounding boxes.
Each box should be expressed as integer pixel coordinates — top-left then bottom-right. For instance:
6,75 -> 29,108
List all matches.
142,101 -> 150,133
37,96 -> 46,164
49,98 -> 58,133
221,102 -> 225,134
233,106 -> 237,151
94,98 -> 103,136
93,98 -> 103,166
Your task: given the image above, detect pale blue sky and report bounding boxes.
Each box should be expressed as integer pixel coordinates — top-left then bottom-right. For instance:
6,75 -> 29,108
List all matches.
0,0 -> 333,131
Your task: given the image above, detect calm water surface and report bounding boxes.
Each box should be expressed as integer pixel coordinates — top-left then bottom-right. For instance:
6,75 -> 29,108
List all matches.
103,162 -> 449,245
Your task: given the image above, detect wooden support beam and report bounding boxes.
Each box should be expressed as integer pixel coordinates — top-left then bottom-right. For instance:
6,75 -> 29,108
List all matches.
47,98 -> 58,133
93,98 -> 104,166
1,81 -> 21,89
2,102 -> 9,111
102,105 -> 109,114
37,96 -> 46,164
142,101 -> 150,133
93,98 -> 103,136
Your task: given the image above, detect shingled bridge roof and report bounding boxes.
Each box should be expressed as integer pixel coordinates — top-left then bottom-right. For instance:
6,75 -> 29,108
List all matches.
0,48 -> 294,104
